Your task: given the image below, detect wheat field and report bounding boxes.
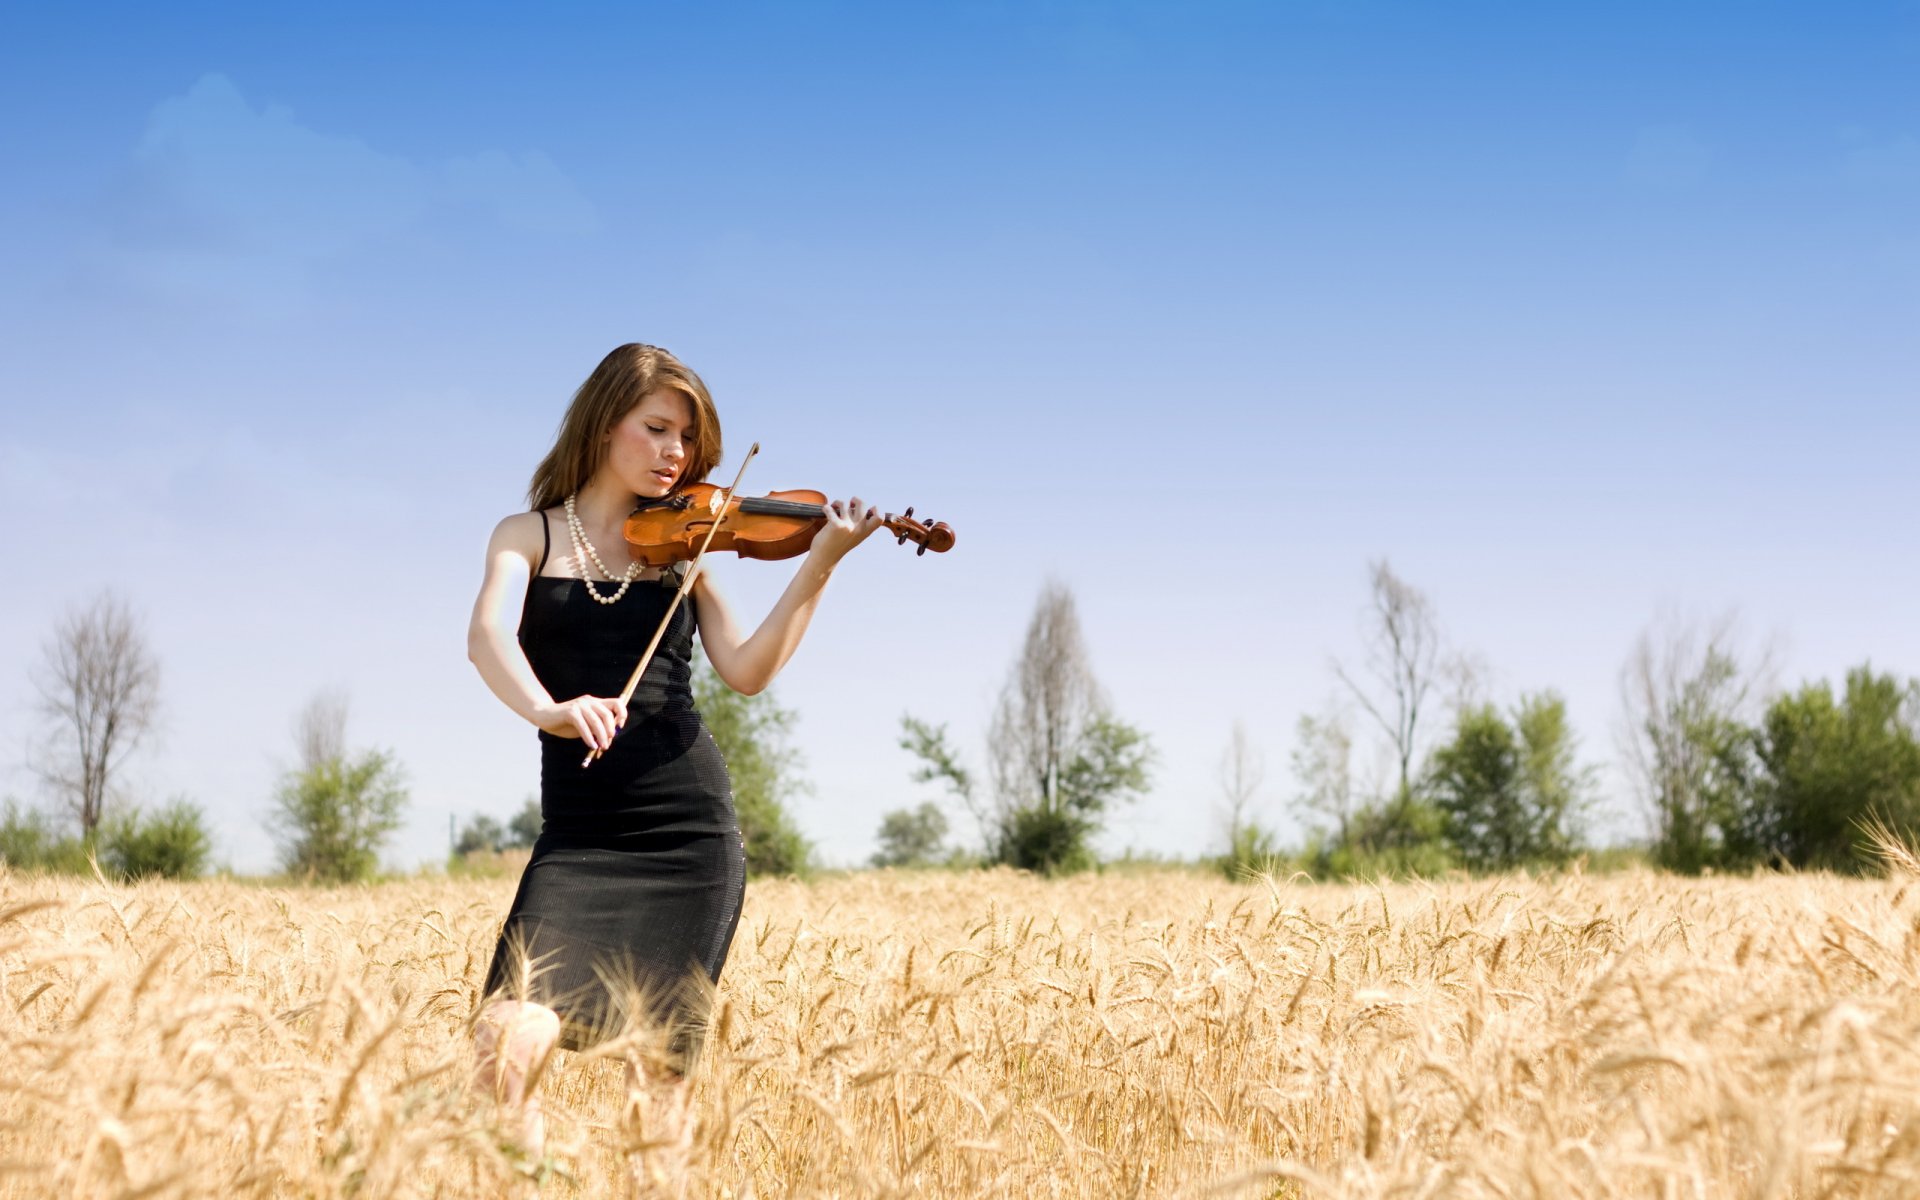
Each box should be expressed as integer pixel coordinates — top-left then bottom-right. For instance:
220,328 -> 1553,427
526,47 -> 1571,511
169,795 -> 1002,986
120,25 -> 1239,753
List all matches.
4,864 -> 1920,1198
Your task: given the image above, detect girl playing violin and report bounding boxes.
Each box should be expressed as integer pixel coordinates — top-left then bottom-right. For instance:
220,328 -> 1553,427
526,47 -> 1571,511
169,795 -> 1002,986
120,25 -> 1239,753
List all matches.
465,342 -> 885,1154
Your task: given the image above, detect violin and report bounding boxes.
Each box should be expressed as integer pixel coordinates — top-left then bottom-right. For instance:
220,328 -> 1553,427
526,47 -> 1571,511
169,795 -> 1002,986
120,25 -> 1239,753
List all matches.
584,444 -> 950,768
622,481 -> 956,566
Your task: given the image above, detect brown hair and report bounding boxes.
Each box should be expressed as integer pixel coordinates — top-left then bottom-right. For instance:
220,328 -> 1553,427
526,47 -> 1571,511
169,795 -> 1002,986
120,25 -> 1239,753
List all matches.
527,344 -> 722,511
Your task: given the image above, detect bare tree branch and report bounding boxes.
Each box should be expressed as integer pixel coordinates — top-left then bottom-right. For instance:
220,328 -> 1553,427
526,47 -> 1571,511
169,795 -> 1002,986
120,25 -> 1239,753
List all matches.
1217,720 -> 1265,846
295,687 -> 350,772
30,591 -> 161,834
1331,560 -> 1442,804
988,579 -> 1101,819
1616,608 -> 1777,864
1292,699 -> 1357,843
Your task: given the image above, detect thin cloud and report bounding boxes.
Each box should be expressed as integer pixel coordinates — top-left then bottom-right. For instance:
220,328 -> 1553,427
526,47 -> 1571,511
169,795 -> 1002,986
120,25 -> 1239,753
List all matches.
101,74 -> 600,311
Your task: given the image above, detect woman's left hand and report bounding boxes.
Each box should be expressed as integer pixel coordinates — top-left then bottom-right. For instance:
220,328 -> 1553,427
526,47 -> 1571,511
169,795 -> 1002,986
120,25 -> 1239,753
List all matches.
809,495 -> 886,564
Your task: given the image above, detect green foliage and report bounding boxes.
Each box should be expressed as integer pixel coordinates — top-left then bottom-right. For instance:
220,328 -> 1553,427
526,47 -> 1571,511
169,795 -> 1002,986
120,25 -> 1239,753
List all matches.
99,797 -> 212,880
996,804 -> 1098,875
693,653 -> 811,877
453,814 -> 510,856
1512,692 -> 1591,862
449,798 -> 540,877
1427,693 -> 1591,871
1750,667 -> 1920,873
2,796 -> 211,881
1055,715 -> 1154,817
1214,821 -> 1285,880
268,749 -> 408,884
991,714 -> 1153,876
453,797 -> 542,864
507,796 -> 541,847
1299,790 -> 1456,880
1641,647 -> 1764,874
1427,704 -> 1522,870
872,801 -> 949,868
0,799 -> 91,874
898,717 -> 975,808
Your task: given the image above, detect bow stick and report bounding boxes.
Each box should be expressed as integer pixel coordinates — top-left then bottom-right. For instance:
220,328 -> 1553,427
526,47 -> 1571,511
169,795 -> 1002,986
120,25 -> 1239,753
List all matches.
582,441 -> 761,768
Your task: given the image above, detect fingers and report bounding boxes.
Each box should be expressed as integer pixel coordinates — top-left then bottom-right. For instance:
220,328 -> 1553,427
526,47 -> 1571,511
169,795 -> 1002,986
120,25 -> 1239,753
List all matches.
837,497 -> 881,527
571,705 -> 607,751
812,496 -> 886,558
569,697 -> 625,751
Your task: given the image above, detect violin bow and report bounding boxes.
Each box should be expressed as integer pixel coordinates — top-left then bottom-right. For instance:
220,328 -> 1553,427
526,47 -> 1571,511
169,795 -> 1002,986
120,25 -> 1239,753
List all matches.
582,441 -> 760,768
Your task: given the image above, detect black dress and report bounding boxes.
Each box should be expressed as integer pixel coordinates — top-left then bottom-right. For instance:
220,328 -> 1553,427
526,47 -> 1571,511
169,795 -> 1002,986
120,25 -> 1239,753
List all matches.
480,512 -> 747,1067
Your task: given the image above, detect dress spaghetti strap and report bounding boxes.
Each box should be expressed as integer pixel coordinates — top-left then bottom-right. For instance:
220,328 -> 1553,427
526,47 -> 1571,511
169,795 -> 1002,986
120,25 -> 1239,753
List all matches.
536,510 -> 552,575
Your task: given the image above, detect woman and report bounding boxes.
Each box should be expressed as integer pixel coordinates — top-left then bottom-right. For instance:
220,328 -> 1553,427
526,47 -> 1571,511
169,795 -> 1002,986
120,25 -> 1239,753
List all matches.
466,343 -> 883,1151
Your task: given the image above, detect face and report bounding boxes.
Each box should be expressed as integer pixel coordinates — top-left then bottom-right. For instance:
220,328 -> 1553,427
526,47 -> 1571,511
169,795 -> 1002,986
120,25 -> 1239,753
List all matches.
605,388 -> 697,498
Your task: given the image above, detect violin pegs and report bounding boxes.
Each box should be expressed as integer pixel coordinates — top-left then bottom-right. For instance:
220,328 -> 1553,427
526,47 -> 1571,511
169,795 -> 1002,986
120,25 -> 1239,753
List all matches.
903,506 -> 914,521
917,543 -> 928,556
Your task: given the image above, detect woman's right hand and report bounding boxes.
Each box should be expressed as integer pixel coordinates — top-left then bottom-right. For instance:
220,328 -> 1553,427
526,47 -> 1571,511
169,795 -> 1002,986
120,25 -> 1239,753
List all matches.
536,695 -> 628,750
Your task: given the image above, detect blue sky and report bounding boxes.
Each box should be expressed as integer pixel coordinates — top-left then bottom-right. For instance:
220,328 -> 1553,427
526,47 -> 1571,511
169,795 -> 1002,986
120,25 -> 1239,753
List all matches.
2,2 -> 1916,871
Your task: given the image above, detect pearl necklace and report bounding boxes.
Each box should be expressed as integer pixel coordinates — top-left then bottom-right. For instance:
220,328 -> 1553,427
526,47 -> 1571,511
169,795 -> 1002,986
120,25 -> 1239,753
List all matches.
564,493 -> 642,605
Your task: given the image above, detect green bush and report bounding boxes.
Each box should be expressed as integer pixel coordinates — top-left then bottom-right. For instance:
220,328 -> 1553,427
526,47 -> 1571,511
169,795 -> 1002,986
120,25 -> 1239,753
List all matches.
99,798 -> 213,880
692,653 -> 812,877
0,800 -> 91,874
269,750 -> 408,884
1214,822 -> 1286,881
871,801 -> 949,868
1297,793 -> 1457,880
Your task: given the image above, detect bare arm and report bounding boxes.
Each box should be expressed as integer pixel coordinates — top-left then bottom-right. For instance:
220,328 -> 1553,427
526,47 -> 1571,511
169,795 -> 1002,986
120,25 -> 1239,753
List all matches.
467,512 -> 627,750
694,495 -> 885,695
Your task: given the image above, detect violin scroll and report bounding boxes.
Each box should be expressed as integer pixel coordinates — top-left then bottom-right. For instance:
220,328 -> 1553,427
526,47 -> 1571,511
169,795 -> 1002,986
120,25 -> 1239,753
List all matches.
886,505 -> 955,558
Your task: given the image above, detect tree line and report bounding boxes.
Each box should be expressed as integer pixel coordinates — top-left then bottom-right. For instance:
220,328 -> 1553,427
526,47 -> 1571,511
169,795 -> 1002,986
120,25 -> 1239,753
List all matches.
1240,564 -> 1920,879
2,590 -> 817,884
9,572 -> 1916,883
1,593 -> 412,882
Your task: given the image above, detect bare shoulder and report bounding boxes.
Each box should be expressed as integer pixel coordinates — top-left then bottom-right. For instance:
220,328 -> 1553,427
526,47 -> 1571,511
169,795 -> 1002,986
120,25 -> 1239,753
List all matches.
487,510 -> 551,565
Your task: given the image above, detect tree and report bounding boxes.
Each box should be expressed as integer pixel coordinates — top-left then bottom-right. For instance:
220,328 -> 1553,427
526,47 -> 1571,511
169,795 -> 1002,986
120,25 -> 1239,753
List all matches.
1291,701 -> 1357,845
1426,704 -> 1522,872
1333,561 -> 1444,806
31,592 -> 161,836
507,796 -> 542,847
267,692 -> 407,883
898,716 -> 977,819
1750,667 -> 1920,872
1620,614 -> 1769,873
871,801 -> 949,867
1511,692 -> 1593,864
692,652 -> 811,876
901,582 -> 1152,874
987,583 -> 1154,872
1217,721 -> 1265,842
1426,692 -> 1591,872
454,814 -> 511,856
1216,721 -> 1279,876
987,582 -> 1153,872
453,797 -> 542,857
1299,562 -> 1458,877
